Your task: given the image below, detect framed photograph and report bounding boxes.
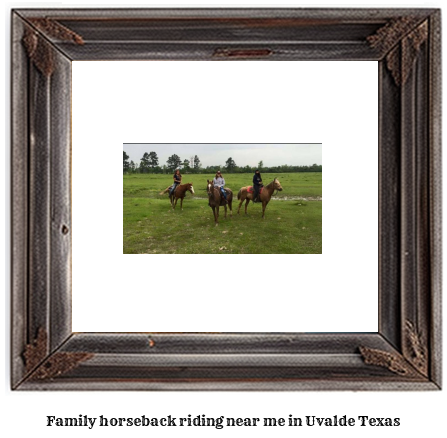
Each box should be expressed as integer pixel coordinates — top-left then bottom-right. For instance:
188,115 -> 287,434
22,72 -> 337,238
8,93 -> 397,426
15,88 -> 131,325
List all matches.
11,8 -> 441,390
121,143 -> 323,253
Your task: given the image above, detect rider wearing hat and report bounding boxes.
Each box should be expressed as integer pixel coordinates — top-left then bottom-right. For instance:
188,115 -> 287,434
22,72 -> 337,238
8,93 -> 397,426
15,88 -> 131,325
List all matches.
213,170 -> 227,203
252,169 -> 263,202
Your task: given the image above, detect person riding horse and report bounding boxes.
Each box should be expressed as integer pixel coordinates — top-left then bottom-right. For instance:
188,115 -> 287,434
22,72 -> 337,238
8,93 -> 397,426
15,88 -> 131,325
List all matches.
213,171 -> 227,204
252,169 -> 263,202
169,169 -> 182,196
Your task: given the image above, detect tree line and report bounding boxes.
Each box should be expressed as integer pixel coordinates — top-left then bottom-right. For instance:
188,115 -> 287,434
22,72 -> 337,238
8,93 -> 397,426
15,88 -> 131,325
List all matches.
123,151 -> 322,174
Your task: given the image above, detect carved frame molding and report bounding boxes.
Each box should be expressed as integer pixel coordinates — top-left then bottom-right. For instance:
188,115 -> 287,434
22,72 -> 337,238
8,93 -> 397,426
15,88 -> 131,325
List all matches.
11,8 -> 441,390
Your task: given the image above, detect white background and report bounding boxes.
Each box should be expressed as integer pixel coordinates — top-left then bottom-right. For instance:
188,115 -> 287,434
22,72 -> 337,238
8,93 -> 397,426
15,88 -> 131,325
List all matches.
72,60 -> 378,332
2,1 -> 445,438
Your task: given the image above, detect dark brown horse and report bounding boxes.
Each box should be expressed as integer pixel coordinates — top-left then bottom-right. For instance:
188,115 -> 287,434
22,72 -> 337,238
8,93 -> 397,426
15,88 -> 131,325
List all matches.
237,177 -> 283,218
160,183 -> 195,210
207,180 -> 233,226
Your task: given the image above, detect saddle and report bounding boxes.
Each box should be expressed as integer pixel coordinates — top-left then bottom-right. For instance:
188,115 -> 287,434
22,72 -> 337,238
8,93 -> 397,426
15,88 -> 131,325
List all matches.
247,186 -> 263,194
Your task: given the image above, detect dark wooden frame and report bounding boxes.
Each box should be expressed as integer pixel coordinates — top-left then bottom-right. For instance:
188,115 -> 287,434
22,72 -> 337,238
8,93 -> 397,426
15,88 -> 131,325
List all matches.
11,8 -> 441,390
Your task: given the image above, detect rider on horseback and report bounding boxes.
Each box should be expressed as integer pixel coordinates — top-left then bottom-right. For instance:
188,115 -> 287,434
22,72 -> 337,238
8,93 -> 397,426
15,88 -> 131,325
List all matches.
213,171 -> 227,204
169,169 -> 182,195
252,169 -> 263,202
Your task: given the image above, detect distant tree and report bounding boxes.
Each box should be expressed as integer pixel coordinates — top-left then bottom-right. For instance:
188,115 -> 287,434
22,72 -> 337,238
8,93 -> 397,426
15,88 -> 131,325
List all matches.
258,160 -> 263,170
129,160 -> 136,173
140,152 -> 150,173
182,159 -> 191,172
205,165 -> 220,174
148,151 -> 159,170
194,155 -> 201,169
167,154 -> 182,171
152,166 -> 162,174
225,157 -> 236,173
123,151 -> 130,174
243,165 -> 252,173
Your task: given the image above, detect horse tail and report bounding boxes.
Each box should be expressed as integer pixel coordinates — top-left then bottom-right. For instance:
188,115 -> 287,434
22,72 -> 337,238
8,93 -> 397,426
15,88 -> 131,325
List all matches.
237,189 -> 242,200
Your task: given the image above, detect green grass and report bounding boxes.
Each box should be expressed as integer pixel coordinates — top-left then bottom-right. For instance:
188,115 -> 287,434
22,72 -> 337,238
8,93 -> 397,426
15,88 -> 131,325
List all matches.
123,173 -> 322,254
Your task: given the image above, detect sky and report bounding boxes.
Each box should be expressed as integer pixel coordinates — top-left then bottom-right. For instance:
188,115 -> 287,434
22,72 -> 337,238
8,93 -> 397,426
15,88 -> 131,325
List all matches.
123,143 -> 322,168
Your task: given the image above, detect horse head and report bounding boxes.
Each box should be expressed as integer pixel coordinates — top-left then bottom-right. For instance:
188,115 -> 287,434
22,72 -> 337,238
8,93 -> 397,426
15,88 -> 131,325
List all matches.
187,183 -> 195,194
206,180 -> 214,197
273,178 -> 283,191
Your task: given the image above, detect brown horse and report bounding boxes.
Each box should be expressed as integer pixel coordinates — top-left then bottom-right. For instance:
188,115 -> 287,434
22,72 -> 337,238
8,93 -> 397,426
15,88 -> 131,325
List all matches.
160,183 -> 195,210
237,177 -> 283,218
207,180 -> 233,226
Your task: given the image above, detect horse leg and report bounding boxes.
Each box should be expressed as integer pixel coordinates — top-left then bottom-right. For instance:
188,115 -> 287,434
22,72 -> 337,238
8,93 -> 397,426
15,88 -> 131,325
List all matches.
212,206 -> 218,225
229,199 -> 233,217
173,198 -> 178,210
180,197 -> 184,210
224,204 -> 227,219
237,197 -> 243,215
262,201 -> 267,218
245,198 -> 250,214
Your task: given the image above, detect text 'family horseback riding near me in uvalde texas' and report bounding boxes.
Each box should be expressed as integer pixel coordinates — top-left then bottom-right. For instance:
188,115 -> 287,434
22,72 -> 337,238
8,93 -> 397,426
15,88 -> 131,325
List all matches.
46,415 -> 401,429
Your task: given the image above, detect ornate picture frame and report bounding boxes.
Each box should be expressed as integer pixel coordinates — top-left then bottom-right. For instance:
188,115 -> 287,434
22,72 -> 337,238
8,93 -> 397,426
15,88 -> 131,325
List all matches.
11,8 -> 441,390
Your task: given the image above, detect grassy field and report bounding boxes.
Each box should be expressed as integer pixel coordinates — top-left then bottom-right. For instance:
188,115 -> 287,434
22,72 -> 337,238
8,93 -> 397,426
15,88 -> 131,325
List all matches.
123,173 -> 322,254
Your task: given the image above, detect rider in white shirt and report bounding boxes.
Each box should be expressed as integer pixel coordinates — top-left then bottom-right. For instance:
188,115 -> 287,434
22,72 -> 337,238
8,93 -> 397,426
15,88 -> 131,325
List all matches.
213,170 -> 227,203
